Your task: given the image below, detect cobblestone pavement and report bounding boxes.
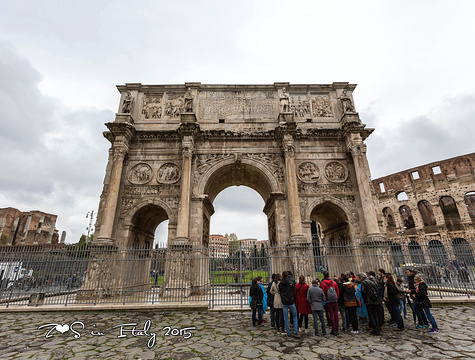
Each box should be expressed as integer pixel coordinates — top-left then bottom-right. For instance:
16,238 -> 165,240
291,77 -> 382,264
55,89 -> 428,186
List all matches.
1,305 -> 475,359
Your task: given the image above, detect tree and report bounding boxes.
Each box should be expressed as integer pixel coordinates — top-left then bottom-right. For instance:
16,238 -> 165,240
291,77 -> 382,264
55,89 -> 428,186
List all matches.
226,233 -> 238,241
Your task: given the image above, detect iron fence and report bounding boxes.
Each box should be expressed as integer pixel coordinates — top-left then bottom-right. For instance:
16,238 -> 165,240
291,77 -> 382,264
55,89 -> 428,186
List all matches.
0,238 -> 474,308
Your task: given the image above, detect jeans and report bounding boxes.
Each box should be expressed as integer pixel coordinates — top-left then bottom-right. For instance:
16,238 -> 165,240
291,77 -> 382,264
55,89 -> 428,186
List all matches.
312,310 -> 326,335
422,307 -> 438,329
325,302 -> 339,332
252,304 -> 263,326
399,299 -> 407,317
413,298 -> 428,325
282,303 -> 298,335
338,305 -> 349,330
389,304 -> 404,329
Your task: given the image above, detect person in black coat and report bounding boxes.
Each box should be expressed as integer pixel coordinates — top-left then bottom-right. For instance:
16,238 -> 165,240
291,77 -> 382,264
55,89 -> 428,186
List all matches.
384,273 -> 405,331
267,274 -> 276,328
250,278 -> 264,326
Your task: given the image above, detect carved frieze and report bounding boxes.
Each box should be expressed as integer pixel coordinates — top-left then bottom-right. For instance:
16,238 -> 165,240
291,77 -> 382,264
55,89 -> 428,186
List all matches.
164,94 -> 184,118
298,183 -> 353,195
297,162 -> 320,183
290,96 -> 311,118
128,163 -> 153,185
244,153 -> 285,188
123,185 -> 160,196
268,212 -> 276,246
324,161 -> 348,183
312,95 -> 333,117
142,95 -> 163,119
202,216 -> 210,247
197,91 -> 277,119
157,163 -> 181,184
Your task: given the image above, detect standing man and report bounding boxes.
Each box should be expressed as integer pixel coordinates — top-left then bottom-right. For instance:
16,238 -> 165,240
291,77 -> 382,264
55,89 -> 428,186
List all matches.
278,271 -> 300,338
320,271 -> 340,335
406,268 -> 428,328
358,272 -> 381,335
267,274 -> 276,328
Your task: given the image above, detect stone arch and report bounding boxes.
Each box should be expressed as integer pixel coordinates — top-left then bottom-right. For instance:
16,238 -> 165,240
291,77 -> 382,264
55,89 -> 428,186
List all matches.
399,205 -> 415,229
383,207 -> 396,232
309,199 -> 353,275
452,238 -> 475,266
428,239 -> 447,265
464,191 -> 475,225
390,243 -> 405,267
408,240 -> 425,264
439,196 -> 463,231
122,199 -> 174,248
197,157 -> 280,202
418,200 -> 437,227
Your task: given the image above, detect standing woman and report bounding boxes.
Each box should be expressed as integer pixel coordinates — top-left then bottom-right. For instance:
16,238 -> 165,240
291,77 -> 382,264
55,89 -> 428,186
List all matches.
295,275 -> 312,333
343,278 -> 359,333
270,274 -> 285,333
249,278 -> 264,326
414,275 -> 439,334
384,273 -> 405,331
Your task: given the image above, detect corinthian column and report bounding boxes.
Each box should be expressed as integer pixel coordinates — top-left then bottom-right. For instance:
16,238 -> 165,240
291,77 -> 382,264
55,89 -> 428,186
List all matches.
174,136 -> 194,245
96,144 -> 128,245
348,141 -> 381,236
282,135 -> 305,243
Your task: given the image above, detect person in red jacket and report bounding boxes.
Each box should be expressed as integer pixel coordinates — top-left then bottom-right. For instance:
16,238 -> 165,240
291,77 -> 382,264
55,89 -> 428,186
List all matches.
320,271 -> 340,335
294,275 -> 312,333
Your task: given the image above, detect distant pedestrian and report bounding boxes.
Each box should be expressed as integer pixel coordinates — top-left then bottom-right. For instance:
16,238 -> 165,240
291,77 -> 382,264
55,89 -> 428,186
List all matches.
267,274 -> 276,328
249,278 -> 264,326
295,275 -> 312,333
320,271 -> 340,335
414,275 -> 439,334
278,271 -> 299,338
307,279 -> 326,336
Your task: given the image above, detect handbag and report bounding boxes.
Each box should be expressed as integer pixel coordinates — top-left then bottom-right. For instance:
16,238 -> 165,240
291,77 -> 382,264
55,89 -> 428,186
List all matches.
250,299 -> 257,309
344,300 -> 358,307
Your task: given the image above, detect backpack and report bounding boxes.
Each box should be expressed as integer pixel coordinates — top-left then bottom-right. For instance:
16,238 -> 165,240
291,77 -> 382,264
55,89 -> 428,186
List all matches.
325,281 -> 338,302
366,281 -> 380,302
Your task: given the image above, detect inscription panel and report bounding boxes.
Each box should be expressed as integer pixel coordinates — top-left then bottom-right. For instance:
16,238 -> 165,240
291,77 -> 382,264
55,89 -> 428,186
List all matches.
198,91 -> 277,119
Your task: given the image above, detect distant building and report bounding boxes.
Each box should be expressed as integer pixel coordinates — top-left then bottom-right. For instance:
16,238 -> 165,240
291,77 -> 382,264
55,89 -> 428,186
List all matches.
0,207 -> 61,246
209,234 -> 229,258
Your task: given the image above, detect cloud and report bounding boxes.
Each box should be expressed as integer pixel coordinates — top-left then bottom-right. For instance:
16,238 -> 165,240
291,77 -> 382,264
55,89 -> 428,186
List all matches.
365,92 -> 475,179
0,41 -> 112,243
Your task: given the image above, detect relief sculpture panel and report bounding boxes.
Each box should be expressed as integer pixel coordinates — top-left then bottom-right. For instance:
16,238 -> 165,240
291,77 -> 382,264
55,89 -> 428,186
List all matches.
157,163 -> 181,184
142,95 -> 163,119
324,161 -> 348,183
297,161 -> 320,183
128,163 -> 153,185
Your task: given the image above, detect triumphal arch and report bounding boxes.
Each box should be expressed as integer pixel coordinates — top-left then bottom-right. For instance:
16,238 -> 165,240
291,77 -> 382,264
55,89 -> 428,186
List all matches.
85,82 -> 387,298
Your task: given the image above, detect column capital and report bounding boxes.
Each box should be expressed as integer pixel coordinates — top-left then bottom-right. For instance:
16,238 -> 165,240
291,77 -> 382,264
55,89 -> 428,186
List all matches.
282,137 -> 295,158
182,137 -> 194,158
112,143 -> 128,161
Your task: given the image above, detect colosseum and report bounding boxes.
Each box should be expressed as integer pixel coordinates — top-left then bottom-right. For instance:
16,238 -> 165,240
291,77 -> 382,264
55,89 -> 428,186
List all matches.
372,152 -> 475,269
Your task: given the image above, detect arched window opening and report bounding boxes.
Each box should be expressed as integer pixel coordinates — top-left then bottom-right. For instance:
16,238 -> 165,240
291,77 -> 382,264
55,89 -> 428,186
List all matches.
383,207 -> 396,231
452,238 -> 475,267
399,205 -> 415,229
397,192 -> 409,201
408,240 -> 425,264
439,196 -> 463,231
418,200 -> 437,227
390,243 -> 405,267
428,240 -> 447,265
464,192 -> 475,225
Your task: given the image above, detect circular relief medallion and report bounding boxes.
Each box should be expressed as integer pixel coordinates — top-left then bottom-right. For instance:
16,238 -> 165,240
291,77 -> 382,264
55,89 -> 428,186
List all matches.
324,161 -> 348,183
157,163 -> 181,184
128,163 -> 153,185
297,161 -> 320,183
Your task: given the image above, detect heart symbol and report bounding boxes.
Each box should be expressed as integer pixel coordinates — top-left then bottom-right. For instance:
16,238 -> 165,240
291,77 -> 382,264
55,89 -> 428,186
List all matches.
55,324 -> 70,334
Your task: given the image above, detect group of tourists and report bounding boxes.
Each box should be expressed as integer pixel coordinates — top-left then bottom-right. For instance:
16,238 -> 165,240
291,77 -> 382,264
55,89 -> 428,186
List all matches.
249,268 -> 439,338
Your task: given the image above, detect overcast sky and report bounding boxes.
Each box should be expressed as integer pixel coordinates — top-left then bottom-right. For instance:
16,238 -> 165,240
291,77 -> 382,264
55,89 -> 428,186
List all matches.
1,1 -> 474,244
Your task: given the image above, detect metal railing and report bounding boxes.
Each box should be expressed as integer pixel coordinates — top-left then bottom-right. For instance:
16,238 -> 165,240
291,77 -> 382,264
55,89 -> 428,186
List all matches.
0,238 -> 474,308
